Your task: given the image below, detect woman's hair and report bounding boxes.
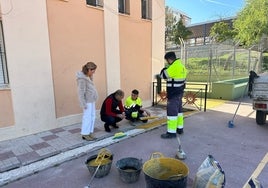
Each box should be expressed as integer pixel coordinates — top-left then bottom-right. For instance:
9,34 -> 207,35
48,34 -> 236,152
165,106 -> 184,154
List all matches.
82,62 -> 97,74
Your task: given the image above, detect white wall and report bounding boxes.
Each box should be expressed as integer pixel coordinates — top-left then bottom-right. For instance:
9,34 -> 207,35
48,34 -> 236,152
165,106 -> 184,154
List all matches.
152,0 -> 165,79
151,0 -> 165,103
103,0 -> 121,94
0,0 -> 56,140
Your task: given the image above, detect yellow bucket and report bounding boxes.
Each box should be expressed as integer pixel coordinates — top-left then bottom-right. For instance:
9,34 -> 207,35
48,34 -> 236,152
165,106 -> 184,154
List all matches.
142,152 -> 189,188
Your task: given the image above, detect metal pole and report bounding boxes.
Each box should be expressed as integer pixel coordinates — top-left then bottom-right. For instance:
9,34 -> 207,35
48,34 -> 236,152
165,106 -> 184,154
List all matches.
204,84 -> 208,112
179,37 -> 184,63
208,43 -> 212,92
248,45 -> 255,72
233,45 -> 236,78
233,41 -> 240,78
248,48 -> 251,73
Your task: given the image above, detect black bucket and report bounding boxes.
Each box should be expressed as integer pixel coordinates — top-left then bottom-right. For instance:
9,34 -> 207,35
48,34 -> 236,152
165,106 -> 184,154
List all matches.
116,157 -> 143,183
85,153 -> 113,178
143,152 -> 189,188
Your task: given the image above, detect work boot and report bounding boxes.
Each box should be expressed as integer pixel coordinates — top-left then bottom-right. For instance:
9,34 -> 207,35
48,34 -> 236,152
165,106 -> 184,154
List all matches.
177,128 -> 184,134
104,124 -> 111,132
161,132 -> 176,139
82,135 -> 94,141
111,123 -> 119,128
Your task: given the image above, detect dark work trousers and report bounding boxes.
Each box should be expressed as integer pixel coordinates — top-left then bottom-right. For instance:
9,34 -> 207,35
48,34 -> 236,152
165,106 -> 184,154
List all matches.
167,93 -> 183,116
101,110 -> 123,125
125,109 -> 147,122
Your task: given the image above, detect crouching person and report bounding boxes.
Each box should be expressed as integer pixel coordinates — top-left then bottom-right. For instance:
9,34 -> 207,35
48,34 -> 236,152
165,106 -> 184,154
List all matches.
124,89 -> 151,123
100,89 -> 126,132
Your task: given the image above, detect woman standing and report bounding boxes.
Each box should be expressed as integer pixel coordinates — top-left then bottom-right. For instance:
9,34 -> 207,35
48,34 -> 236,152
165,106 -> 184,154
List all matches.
76,62 -> 98,141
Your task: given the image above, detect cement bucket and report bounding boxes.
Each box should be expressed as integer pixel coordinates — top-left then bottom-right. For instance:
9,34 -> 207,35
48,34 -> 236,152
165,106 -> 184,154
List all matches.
116,157 -> 142,183
143,152 -> 189,188
85,149 -> 113,178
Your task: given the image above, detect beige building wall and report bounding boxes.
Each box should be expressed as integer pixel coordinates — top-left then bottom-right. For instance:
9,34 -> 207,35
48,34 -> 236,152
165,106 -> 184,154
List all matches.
0,0 -> 56,141
119,2 -> 152,106
0,0 -> 165,141
46,0 -> 107,127
0,89 -> 14,127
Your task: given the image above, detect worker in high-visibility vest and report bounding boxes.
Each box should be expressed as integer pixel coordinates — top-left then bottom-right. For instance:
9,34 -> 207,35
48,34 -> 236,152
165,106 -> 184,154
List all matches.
159,51 -> 187,139
124,89 -> 151,123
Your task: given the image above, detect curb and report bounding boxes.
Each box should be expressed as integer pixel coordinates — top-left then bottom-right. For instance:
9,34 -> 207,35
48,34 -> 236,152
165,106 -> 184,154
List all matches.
0,127 -> 157,186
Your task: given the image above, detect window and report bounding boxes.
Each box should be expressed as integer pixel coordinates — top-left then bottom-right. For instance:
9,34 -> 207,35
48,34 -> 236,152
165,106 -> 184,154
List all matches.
86,0 -> 103,7
0,21 -> 8,86
141,0 -> 152,20
118,0 -> 130,14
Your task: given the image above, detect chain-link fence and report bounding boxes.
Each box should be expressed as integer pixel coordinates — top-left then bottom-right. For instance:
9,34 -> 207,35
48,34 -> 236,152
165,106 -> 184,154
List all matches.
169,42 -> 262,84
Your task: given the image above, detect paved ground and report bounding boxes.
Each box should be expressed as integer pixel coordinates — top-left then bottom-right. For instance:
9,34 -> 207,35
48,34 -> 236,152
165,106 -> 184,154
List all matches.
0,105 -> 168,186
1,97 -> 268,187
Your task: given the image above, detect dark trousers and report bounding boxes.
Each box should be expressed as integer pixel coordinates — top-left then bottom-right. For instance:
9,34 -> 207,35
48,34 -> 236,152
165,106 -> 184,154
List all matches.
167,93 -> 183,116
101,110 -> 123,125
125,109 -> 146,121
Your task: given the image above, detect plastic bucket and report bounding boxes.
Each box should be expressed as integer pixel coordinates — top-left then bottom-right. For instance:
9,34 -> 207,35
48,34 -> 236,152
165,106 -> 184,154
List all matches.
142,152 -> 189,188
85,154 -> 113,178
116,157 -> 142,183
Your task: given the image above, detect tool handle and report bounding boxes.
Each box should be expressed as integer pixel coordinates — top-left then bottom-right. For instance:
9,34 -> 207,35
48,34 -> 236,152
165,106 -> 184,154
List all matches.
150,152 -> 164,159
87,162 -> 101,187
139,116 -> 158,120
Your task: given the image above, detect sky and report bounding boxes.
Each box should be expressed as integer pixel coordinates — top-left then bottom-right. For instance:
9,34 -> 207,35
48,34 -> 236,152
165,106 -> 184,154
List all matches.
166,0 -> 245,25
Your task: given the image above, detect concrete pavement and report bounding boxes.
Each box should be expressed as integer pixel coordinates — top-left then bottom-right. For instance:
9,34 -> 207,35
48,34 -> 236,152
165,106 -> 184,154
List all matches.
0,106 -> 168,186
1,97 -> 268,187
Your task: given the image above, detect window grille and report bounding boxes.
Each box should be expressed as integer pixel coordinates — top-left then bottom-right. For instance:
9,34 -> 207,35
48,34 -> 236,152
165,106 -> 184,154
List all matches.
0,21 -> 9,86
86,0 -> 103,7
141,0 -> 152,20
118,0 -> 130,14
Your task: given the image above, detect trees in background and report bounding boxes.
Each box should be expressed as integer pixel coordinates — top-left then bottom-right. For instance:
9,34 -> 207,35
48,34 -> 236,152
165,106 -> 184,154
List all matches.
210,22 -> 236,43
165,6 -> 176,49
165,6 -> 192,48
210,0 -> 268,49
173,20 -> 192,46
233,0 -> 268,48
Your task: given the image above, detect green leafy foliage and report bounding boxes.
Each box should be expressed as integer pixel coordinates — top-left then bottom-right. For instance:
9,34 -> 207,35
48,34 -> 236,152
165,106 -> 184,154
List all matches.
165,7 -> 192,47
165,6 -> 177,45
233,0 -> 268,47
210,22 -> 236,43
263,53 -> 268,70
173,20 -> 192,45
208,0 -> 268,47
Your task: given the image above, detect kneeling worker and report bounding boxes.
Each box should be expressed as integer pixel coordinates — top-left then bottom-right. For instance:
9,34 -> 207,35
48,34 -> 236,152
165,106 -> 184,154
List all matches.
124,89 -> 151,123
